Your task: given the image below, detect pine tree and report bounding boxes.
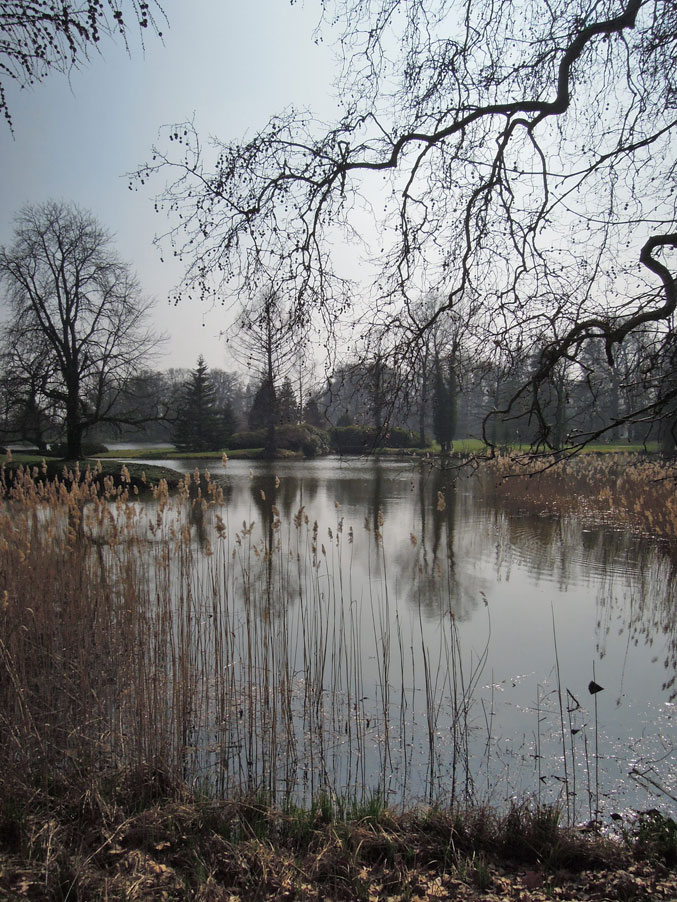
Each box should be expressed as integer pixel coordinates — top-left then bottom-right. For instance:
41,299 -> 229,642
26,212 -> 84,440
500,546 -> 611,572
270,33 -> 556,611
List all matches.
303,397 -> 324,428
172,356 -> 233,451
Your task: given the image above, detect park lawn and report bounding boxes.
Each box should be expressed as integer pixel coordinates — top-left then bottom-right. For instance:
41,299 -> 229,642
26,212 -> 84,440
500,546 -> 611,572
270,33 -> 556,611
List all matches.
87,439 -> 665,457
3,440 -> 662,469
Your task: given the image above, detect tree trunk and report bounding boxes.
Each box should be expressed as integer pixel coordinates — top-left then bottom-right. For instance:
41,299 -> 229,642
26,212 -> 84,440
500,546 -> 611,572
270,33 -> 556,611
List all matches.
419,362 -> 428,448
65,373 -> 83,459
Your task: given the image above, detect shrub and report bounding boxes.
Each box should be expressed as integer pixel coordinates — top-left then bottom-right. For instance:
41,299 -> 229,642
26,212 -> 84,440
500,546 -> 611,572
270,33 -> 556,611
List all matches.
329,425 -> 417,454
277,424 -> 330,457
330,425 -> 381,454
49,442 -> 109,458
229,425 -> 330,457
385,426 -> 418,448
628,810 -> 677,864
229,429 -> 266,450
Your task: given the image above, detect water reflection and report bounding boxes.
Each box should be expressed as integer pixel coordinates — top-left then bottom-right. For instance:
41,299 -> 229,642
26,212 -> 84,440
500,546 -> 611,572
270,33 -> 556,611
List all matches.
125,455 -> 676,815
151,456 -> 676,691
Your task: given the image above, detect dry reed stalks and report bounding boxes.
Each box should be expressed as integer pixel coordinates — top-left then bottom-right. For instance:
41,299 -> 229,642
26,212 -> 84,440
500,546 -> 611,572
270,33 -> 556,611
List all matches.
0,463 -> 484,822
483,453 -> 677,540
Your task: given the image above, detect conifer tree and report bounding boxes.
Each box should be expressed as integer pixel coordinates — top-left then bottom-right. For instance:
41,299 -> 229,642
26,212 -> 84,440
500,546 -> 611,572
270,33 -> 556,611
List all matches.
278,378 -> 300,425
433,356 -> 457,454
303,397 -> 324,428
172,356 -> 233,451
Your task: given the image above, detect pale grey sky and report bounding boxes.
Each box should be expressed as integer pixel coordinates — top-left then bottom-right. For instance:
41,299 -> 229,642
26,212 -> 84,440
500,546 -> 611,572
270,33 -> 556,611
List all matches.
0,1 -> 338,372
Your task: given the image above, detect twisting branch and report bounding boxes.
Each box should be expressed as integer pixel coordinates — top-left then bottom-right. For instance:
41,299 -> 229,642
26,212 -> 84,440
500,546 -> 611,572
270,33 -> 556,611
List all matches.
138,0 -> 677,452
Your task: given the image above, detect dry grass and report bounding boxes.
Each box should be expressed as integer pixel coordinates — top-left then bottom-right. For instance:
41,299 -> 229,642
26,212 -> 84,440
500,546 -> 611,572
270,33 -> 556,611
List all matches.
1,783 -> 675,900
482,453 -> 677,540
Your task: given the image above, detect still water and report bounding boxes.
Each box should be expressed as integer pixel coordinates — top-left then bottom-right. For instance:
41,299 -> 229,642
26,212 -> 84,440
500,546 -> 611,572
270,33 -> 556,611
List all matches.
122,455 -> 676,822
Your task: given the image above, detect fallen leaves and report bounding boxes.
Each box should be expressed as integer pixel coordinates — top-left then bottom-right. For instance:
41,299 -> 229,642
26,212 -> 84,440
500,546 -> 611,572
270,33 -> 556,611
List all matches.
1,799 -> 676,901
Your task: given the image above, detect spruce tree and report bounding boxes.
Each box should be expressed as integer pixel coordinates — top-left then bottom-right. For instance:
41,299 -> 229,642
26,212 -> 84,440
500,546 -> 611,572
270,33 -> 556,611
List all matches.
173,356 -> 233,451
278,378 -> 300,424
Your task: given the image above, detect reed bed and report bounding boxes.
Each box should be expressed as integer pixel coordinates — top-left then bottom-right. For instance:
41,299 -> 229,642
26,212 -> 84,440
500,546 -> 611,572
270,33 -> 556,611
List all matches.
483,453 -> 677,541
1,456 -> 674,830
0,461 -> 490,828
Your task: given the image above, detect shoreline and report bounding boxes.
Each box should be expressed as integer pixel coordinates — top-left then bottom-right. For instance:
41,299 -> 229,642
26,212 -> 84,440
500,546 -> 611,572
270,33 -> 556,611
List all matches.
1,779 -> 675,900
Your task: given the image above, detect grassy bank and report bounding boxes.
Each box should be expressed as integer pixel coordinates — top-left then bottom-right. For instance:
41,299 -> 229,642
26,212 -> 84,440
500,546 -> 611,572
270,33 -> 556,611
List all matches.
94,447 -> 271,461
83,438 -> 665,460
2,456 -> 186,493
1,776 -> 675,900
450,439 -> 662,455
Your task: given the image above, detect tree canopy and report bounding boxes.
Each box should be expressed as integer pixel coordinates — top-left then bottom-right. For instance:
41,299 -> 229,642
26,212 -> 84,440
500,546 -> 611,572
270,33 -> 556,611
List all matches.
139,0 -> 677,454
0,1 -> 165,130
0,201 -> 160,459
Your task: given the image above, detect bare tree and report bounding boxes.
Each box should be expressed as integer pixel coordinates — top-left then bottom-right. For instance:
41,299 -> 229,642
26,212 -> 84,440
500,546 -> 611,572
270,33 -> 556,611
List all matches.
0,326 -> 56,449
0,1 -> 165,131
0,201 -> 161,459
232,289 -> 304,455
138,0 -> 677,454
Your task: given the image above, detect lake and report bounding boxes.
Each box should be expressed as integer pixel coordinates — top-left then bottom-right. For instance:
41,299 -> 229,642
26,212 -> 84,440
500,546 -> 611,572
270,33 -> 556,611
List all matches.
97,454 -> 676,823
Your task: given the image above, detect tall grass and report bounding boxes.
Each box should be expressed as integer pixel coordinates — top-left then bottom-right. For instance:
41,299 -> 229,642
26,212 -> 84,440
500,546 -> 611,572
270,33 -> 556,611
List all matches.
483,452 -> 677,540
0,462 -> 486,819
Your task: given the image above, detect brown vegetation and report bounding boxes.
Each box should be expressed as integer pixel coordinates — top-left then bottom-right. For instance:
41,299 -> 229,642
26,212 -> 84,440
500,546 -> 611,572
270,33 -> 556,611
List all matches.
0,456 -> 675,898
1,781 -> 675,899
482,454 -> 677,541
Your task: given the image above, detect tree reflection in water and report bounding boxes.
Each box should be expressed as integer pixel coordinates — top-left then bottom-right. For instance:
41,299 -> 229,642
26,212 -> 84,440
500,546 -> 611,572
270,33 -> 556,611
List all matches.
113,455 -> 676,814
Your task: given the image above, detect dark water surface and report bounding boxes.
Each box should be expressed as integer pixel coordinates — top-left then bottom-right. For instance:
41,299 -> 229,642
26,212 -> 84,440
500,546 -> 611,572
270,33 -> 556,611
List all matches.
121,455 -> 676,822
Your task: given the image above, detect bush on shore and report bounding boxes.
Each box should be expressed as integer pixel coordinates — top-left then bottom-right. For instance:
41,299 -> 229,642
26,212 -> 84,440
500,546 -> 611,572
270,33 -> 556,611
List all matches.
329,425 -> 418,454
230,423 -> 330,457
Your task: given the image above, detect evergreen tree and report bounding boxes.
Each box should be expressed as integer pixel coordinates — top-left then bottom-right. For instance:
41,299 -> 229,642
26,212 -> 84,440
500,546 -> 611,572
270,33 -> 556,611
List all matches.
172,356 -> 233,451
303,396 -> 324,428
278,378 -> 300,424
248,378 -> 277,432
433,355 -> 457,454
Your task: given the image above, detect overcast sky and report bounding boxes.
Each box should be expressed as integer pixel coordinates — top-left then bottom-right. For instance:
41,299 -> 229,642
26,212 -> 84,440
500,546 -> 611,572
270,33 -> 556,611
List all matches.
0,1 -> 339,373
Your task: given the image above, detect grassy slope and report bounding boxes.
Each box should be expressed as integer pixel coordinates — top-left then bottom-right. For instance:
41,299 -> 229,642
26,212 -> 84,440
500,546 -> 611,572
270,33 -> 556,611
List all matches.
2,457 -> 186,492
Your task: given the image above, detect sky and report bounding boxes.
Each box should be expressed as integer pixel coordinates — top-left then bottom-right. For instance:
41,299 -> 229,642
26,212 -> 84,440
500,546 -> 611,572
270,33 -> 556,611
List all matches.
0,1 -> 339,374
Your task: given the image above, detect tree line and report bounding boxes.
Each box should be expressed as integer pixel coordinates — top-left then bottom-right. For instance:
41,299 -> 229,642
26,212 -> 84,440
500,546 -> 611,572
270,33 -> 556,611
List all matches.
2,202 -> 675,460
136,0 -> 677,456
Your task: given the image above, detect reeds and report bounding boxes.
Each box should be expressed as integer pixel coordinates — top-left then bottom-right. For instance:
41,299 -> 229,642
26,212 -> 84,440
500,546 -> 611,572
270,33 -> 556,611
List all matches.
483,453 -> 677,541
0,463 -> 487,819
1,454 -> 671,837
